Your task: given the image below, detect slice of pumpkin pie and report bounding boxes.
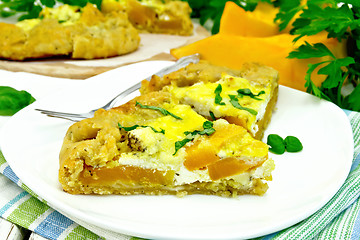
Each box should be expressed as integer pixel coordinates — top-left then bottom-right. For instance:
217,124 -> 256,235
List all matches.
59,92 -> 274,197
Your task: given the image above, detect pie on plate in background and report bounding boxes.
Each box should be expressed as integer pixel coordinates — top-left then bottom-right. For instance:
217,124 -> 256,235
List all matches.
0,0 -> 193,60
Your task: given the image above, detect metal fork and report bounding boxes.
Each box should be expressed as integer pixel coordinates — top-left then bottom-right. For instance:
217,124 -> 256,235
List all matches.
35,53 -> 200,122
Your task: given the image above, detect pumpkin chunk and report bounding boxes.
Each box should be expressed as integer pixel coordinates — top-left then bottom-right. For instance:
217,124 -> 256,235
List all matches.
184,141 -> 220,171
171,33 -> 345,91
219,1 -> 283,37
208,157 -> 264,181
80,165 -> 175,186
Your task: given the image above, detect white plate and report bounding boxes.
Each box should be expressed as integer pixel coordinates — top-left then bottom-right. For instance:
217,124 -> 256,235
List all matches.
0,61 -> 354,240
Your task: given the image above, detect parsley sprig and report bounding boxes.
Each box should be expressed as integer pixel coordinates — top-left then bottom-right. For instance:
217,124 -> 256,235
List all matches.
288,42 -> 356,108
283,1 -> 360,111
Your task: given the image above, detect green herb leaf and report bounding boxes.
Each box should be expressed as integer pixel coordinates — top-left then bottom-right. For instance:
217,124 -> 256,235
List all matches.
209,111 -> 216,121
0,86 -> 36,116
184,121 -> 215,137
274,0 -> 303,31
135,101 -> 182,120
237,88 -> 265,100
202,120 -> 214,130
267,134 -> 285,154
289,41 -> 358,109
18,5 -> 42,21
214,84 -> 226,105
287,42 -> 335,59
173,138 -> 192,156
228,94 -> 257,115
267,134 -> 303,154
118,123 -> 165,134
40,0 -> 56,8
284,136 -> 303,152
292,3 -> 354,41
303,62 -> 330,100
173,121 -> 215,155
319,57 -> 355,89
118,123 -> 138,131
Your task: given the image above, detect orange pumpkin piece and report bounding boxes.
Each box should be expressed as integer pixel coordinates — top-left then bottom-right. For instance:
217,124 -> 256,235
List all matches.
171,1 -> 347,91
184,141 -> 220,171
183,124 -> 263,172
184,124 -> 244,171
220,1 -> 283,37
80,165 -> 175,186
208,157 -> 264,181
208,124 -> 248,147
170,32 -> 346,91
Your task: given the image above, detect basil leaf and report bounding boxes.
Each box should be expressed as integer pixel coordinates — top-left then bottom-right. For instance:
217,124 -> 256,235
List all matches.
135,101 -> 182,120
228,95 -> 257,115
237,88 -> 265,100
267,134 -> 303,154
173,138 -> 192,156
118,123 -> 165,134
267,134 -> 286,155
284,136 -> 303,152
214,84 -> 225,105
0,86 -> 36,116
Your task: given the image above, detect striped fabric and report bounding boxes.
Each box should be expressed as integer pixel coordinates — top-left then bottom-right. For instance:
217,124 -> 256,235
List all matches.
0,110 -> 359,240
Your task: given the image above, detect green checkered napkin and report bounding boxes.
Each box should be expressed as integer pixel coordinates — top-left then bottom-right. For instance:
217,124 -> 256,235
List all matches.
0,110 -> 359,240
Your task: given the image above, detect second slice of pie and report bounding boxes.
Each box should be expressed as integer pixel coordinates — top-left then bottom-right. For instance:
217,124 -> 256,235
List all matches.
141,61 -> 279,139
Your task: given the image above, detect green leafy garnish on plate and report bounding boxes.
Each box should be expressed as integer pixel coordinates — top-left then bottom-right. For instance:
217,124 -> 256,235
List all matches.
267,134 -> 303,154
135,101 -> 182,120
0,86 -> 36,116
284,136 -> 303,153
267,134 -> 286,155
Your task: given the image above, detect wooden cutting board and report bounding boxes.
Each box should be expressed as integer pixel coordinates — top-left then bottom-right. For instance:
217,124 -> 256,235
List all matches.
0,23 -> 210,80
